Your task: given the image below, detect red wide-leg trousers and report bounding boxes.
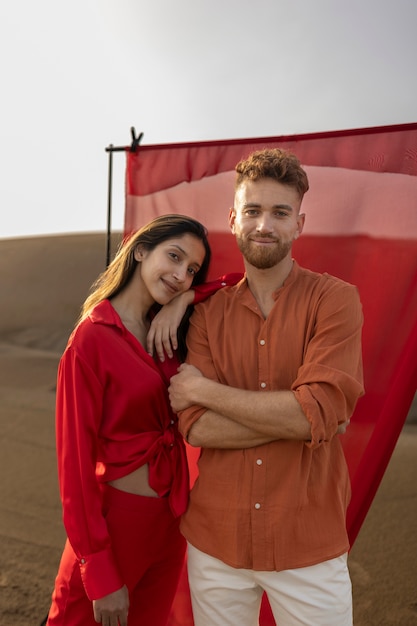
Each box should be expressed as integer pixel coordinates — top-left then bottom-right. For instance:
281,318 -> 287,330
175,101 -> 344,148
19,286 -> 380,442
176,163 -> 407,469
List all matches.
47,485 -> 186,625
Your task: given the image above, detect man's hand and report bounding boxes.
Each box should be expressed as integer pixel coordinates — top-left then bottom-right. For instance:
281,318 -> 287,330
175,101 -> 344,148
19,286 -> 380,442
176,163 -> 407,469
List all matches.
169,363 -> 204,412
93,585 -> 129,626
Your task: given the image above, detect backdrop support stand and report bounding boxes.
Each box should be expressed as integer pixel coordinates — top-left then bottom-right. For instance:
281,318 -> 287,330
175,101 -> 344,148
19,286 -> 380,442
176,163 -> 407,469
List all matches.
104,127 -> 143,266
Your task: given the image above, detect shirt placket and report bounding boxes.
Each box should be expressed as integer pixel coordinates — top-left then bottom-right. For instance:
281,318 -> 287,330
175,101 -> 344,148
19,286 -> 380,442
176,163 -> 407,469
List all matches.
250,322 -> 270,569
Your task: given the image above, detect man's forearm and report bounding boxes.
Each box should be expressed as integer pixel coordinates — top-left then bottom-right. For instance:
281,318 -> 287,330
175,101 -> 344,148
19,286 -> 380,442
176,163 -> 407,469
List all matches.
186,409 -> 278,448
190,377 -> 311,440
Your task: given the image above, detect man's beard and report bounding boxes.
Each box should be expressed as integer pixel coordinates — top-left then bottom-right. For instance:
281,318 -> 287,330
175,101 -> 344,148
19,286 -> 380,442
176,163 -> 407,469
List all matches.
235,235 -> 292,269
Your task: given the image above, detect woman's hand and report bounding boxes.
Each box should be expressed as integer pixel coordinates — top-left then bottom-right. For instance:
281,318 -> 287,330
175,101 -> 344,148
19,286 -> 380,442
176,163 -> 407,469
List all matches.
93,585 -> 129,626
147,290 -> 194,361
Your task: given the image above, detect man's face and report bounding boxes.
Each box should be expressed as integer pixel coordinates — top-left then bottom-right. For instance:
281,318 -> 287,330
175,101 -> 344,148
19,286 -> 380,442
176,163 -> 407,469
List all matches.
229,178 -> 305,269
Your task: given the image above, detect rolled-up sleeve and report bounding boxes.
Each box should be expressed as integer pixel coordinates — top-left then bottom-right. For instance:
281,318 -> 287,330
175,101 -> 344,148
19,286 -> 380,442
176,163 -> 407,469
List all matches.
177,303 -> 218,441
292,282 -> 364,448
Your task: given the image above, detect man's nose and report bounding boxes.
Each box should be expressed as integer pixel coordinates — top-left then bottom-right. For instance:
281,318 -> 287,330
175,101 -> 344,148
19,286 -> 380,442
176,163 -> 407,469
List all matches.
256,214 -> 273,233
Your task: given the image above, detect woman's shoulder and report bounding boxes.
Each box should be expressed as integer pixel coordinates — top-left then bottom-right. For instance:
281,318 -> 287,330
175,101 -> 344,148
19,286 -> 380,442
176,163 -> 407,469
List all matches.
193,272 -> 244,304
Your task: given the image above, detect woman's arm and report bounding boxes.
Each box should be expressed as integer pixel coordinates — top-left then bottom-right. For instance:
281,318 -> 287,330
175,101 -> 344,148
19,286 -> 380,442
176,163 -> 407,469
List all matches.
147,290 -> 194,361
147,273 -> 243,360
56,346 -> 125,601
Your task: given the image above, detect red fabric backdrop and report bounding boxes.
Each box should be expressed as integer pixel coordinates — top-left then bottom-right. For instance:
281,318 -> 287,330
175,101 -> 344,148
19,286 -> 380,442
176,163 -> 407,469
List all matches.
124,124 -> 417,625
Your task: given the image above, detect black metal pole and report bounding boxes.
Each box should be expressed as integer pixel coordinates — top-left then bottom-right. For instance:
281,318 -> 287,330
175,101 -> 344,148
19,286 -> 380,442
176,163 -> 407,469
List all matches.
104,128 -> 143,267
106,145 -> 113,267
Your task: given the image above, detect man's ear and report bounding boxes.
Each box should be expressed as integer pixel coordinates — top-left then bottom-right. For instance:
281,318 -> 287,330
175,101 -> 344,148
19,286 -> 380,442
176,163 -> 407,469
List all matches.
228,207 -> 236,233
294,213 -> 306,240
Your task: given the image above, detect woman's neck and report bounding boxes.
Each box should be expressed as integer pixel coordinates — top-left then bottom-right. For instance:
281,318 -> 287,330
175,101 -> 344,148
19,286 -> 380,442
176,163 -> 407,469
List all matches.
110,282 -> 153,346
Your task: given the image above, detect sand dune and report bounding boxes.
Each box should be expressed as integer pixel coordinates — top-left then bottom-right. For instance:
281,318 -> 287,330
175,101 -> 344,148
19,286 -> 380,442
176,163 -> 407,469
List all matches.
0,233 -> 416,625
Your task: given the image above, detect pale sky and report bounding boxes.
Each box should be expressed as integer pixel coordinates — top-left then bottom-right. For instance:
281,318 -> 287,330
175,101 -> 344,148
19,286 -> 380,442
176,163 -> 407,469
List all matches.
1,0 -> 416,239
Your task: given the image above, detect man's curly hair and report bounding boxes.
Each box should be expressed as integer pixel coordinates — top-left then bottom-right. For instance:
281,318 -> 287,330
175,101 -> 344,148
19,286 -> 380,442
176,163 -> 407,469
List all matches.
235,148 -> 309,198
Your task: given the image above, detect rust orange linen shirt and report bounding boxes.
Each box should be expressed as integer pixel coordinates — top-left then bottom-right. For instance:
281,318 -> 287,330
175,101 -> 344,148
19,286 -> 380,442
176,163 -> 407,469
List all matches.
179,261 -> 364,572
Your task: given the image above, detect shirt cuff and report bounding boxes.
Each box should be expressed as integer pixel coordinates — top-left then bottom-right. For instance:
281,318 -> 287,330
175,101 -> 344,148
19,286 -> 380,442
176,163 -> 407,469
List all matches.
79,546 -> 124,600
178,406 -> 207,441
293,387 -> 327,449
193,273 -> 243,304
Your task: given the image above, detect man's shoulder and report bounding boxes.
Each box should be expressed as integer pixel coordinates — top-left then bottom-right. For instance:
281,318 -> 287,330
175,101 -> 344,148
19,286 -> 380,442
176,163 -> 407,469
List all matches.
297,263 -> 359,295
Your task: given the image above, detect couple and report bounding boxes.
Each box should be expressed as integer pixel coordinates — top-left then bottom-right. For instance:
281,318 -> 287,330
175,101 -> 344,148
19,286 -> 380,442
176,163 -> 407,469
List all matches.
45,148 -> 364,626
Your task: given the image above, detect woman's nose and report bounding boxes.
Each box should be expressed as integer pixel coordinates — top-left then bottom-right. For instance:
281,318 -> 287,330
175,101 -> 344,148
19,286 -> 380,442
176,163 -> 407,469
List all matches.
173,265 -> 187,282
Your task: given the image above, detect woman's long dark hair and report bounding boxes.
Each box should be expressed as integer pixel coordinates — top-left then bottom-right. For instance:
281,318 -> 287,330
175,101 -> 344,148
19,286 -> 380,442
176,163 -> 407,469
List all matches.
78,214 -> 211,359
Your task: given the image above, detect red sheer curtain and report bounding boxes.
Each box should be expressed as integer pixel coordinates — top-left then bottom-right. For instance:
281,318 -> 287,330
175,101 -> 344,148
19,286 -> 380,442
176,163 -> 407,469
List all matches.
125,124 -> 417,625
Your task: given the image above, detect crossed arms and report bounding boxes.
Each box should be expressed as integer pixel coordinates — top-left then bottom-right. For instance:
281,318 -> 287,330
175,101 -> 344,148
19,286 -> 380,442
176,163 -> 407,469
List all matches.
168,363 -> 315,448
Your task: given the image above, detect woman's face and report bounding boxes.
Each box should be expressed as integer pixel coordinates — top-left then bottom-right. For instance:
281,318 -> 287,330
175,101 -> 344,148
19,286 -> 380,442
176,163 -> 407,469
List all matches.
135,233 -> 206,304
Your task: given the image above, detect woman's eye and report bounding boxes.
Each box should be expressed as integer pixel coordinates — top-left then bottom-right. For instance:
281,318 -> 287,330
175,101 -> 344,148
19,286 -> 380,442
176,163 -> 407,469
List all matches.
169,252 -> 179,261
188,267 -> 196,276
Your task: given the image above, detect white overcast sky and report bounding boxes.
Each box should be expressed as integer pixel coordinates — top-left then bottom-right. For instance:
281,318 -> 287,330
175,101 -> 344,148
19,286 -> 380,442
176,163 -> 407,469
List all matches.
1,0 -> 416,238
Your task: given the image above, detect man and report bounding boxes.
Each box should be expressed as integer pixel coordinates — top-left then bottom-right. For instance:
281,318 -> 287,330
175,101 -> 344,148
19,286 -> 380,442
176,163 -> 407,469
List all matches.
168,148 -> 364,626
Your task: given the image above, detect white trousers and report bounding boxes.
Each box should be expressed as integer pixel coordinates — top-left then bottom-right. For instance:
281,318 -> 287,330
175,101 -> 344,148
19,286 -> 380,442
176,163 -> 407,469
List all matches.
187,543 -> 353,626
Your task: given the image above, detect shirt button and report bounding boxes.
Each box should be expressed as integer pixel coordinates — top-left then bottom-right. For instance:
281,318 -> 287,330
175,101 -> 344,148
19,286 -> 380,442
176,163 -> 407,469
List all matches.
259,339 -> 266,345
254,503 -> 261,509
260,382 -> 267,389
221,281 -> 226,286
256,459 -> 263,465
170,420 -> 174,425
80,558 -> 86,564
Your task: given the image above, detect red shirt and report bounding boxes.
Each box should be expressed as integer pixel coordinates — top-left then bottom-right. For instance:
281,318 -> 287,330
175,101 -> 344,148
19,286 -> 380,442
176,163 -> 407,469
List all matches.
55,275 -> 242,600
56,299 -> 187,598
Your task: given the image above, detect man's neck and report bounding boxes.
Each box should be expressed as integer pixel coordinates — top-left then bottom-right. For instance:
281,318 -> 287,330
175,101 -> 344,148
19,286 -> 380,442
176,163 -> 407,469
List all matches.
244,256 -> 294,318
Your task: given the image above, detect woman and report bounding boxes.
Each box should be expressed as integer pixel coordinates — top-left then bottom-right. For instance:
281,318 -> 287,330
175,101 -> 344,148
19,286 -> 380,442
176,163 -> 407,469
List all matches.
46,215 -> 212,626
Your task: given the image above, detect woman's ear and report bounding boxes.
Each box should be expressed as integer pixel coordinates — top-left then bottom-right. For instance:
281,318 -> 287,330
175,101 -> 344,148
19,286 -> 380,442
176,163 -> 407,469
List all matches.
134,244 -> 146,262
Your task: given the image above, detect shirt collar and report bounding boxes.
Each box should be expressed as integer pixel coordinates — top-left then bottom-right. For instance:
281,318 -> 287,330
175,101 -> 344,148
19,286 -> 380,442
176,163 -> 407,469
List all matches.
236,259 -> 300,299
89,299 -> 123,330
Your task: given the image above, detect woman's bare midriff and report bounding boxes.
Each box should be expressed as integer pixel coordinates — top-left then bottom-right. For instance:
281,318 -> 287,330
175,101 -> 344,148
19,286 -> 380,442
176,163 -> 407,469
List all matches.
108,464 -> 159,497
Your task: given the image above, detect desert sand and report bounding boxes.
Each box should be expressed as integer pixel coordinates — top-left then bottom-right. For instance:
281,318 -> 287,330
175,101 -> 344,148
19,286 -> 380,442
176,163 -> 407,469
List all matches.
0,233 -> 416,626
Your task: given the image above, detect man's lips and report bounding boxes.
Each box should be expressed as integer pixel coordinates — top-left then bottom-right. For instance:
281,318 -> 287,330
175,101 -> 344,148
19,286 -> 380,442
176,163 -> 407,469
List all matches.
250,238 -> 278,245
